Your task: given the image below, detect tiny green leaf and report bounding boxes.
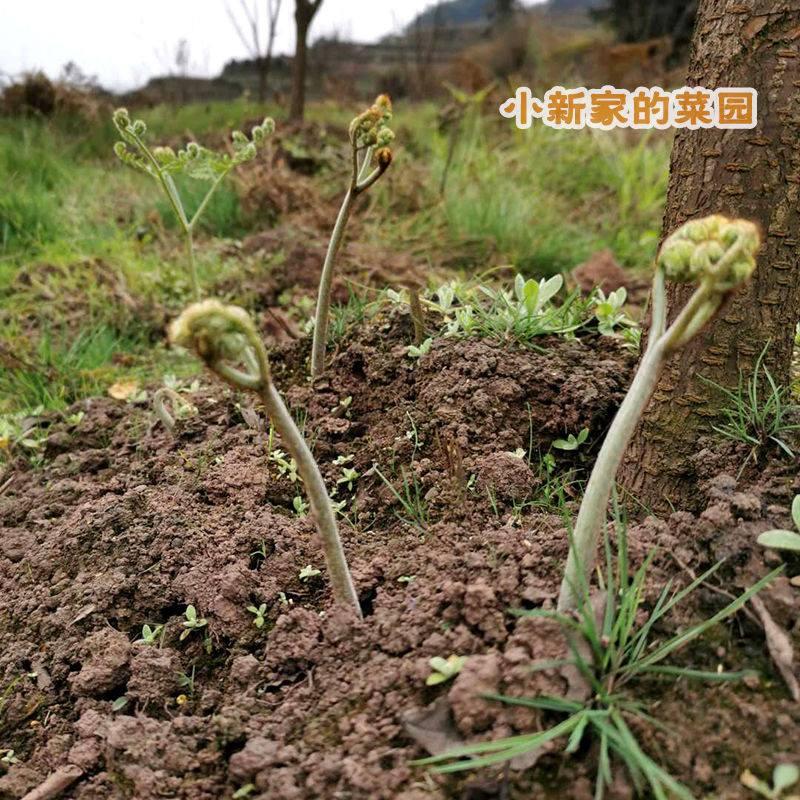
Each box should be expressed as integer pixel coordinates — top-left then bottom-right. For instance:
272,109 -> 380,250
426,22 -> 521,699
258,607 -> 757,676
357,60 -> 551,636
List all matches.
773,763 -> 799,792
428,656 -> 449,673
757,529 -> 800,552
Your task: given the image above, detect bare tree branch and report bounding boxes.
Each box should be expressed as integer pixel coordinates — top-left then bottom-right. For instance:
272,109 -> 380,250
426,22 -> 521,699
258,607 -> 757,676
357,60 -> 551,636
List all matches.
226,0 -> 283,101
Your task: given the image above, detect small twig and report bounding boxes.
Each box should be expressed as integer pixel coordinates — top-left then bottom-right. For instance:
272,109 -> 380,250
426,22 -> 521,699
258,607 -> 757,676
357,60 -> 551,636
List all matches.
265,307 -> 299,340
21,765 -> 83,800
668,551 -> 760,627
750,594 -> 800,701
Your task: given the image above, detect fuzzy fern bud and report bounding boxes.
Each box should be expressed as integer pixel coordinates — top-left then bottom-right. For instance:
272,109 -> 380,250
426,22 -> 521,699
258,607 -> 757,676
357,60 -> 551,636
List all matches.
113,108 -> 131,130
377,148 -> 393,170
252,117 -> 274,141
374,93 -> 392,119
657,214 -> 760,291
349,95 -> 394,151
169,300 -> 265,384
377,128 -> 395,148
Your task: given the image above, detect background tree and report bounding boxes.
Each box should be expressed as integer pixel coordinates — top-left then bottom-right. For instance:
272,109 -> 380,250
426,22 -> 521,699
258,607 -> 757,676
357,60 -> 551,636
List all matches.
227,0 -> 283,103
174,39 -> 191,77
290,0 -> 323,121
620,0 -> 800,511
490,0 -> 517,27
592,0 -> 700,61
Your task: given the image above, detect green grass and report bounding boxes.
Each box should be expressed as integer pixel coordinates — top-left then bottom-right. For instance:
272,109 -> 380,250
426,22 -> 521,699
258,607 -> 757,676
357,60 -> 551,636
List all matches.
375,107 -> 671,275
414,497 -> 781,799
0,97 -> 670,419
0,324 -> 145,410
702,343 -> 800,462
0,122 -> 72,252
440,116 -> 670,273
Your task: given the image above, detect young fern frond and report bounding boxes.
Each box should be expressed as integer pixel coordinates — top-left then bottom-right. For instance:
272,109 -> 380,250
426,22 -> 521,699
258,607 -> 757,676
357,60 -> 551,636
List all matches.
152,387 -> 196,435
112,108 -> 274,439
170,300 -> 361,616
557,214 -> 761,613
310,95 -> 394,378
111,108 -> 274,300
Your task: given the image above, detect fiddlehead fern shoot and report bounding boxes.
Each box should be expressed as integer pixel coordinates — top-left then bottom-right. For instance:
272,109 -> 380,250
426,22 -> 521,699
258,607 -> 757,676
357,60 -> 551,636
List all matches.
170,300 -> 362,616
310,95 -> 394,378
557,215 -> 761,613
112,108 -> 274,300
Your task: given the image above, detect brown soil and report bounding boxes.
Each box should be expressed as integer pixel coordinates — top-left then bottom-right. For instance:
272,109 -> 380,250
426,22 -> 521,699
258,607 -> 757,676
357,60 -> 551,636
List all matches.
1,313 -> 799,800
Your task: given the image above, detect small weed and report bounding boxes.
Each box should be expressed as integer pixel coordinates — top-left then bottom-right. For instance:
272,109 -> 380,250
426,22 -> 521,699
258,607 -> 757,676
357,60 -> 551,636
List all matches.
270,448 -> 299,483
247,603 -> 268,629
135,623 -> 165,647
593,287 -> 635,337
703,343 -> 800,463
299,565 -> 321,581
552,427 -> 589,452
415,509 -> 779,799
337,466 -> 360,491
374,463 -> 430,530
407,338 -> 432,358
741,763 -> 800,799
251,541 -> 271,561
426,655 -> 467,686
179,605 -> 207,641
111,696 -> 129,712
177,665 -> 196,696
292,495 -> 309,517
327,282 -> 373,346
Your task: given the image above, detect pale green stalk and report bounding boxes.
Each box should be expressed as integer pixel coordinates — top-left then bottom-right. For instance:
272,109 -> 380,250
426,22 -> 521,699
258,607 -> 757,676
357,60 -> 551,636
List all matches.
557,225 -> 757,613
310,146 -> 377,378
121,131 -> 201,302
310,96 -> 394,378
171,301 -> 362,616
310,190 -> 354,379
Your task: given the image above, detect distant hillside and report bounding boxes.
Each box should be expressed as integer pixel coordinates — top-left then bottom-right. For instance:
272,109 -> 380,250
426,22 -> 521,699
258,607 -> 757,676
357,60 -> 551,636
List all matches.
408,0 -> 491,29
408,0 -> 599,29
547,0 -> 599,10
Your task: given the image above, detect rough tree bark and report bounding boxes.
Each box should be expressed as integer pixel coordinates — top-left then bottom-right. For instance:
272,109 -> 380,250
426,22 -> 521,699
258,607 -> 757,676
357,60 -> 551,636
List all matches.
290,0 -> 323,121
620,0 -> 800,512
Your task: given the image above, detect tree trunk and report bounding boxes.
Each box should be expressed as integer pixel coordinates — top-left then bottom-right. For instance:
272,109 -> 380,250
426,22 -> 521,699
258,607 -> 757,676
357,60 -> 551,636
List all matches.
257,57 -> 267,103
620,0 -> 800,512
290,2 -> 316,121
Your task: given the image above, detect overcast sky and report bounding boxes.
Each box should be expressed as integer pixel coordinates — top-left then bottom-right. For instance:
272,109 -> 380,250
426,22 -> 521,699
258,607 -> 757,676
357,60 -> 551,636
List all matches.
1,0 -> 507,91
